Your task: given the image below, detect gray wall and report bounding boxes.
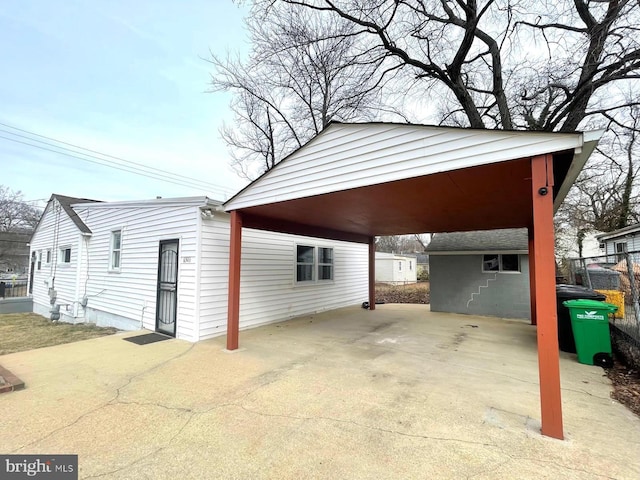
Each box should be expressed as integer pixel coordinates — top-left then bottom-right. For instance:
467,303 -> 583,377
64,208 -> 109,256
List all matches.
430,255 -> 531,320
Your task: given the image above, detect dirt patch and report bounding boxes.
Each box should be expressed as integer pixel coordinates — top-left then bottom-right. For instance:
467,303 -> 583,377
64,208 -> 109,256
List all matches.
606,358 -> 640,417
0,312 -> 118,355
375,282 -> 430,304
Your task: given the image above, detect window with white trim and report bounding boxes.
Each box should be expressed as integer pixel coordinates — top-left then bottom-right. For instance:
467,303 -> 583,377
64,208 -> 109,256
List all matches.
59,247 -> 71,264
110,230 -> 122,270
482,254 -> 520,273
37,251 -> 42,270
296,245 -> 334,283
46,249 -> 51,264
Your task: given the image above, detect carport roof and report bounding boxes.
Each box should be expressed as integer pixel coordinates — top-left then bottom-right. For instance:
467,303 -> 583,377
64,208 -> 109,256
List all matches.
224,122 -> 602,242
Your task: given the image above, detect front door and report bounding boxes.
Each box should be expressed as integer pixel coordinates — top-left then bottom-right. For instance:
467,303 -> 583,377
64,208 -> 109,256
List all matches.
156,239 -> 179,336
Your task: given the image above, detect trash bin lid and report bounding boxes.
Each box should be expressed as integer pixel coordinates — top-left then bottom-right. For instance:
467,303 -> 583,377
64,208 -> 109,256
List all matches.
562,299 -> 618,312
556,284 -> 606,301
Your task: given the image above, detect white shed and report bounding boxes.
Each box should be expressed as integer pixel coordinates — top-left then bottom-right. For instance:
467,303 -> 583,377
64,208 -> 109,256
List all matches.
29,194 -> 368,341
374,252 -> 417,284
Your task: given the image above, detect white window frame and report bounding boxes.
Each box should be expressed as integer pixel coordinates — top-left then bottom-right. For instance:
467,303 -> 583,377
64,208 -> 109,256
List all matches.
295,244 -> 334,284
317,247 -> 334,281
109,229 -> 122,271
37,251 -> 42,271
59,246 -> 71,264
482,254 -> 521,274
45,249 -> 51,264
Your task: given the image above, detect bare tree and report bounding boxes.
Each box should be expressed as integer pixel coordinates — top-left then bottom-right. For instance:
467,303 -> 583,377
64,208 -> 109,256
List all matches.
0,186 -> 40,232
0,186 -> 40,274
376,233 -> 430,253
276,0 -> 639,132
209,3 -> 405,179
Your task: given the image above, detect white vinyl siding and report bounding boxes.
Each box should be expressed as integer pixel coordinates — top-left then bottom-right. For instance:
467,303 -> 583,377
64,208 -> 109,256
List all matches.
73,202 -> 199,341
226,123 -> 584,211
197,213 -> 368,341
31,196 -> 368,342
30,199 -> 83,319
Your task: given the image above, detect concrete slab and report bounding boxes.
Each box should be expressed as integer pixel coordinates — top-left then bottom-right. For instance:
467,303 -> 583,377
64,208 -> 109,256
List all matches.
1,305 -> 639,479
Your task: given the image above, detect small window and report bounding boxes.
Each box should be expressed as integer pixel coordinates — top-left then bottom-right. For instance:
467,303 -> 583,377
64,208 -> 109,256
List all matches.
296,245 -> 315,282
296,245 -> 334,283
409,261 -> 413,271
482,254 -> 520,273
60,247 -> 71,264
318,247 -> 333,281
483,254 -> 499,272
46,249 -> 51,264
37,251 -> 42,271
501,254 -> 520,272
398,261 -> 402,271
110,230 -> 122,270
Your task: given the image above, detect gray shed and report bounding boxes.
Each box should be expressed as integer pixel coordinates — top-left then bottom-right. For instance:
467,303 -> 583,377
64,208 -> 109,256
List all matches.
426,228 -> 530,320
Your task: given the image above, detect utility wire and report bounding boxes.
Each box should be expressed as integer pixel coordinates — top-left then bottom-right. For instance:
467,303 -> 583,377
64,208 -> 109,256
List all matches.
0,131 -> 223,193
0,121 -> 237,198
0,134 -> 233,198
0,121 -> 230,191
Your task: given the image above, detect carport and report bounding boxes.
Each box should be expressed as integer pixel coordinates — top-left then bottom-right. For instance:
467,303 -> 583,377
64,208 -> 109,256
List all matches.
223,122 -> 602,440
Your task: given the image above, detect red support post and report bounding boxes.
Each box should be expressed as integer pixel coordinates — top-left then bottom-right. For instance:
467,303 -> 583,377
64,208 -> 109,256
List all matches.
369,237 -> 376,310
528,228 -> 537,326
227,210 -> 242,350
531,154 -> 563,440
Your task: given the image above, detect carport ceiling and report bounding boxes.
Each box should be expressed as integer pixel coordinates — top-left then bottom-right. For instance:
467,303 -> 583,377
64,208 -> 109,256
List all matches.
225,123 -> 601,241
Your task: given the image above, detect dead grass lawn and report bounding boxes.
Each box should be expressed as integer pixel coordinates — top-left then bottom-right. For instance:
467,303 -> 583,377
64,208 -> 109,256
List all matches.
0,313 -> 118,355
375,282 -> 430,304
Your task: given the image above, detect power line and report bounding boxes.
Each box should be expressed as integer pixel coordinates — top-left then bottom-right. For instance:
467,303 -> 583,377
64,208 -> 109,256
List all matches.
0,133 -> 233,198
0,121 -> 238,198
0,121 -> 232,192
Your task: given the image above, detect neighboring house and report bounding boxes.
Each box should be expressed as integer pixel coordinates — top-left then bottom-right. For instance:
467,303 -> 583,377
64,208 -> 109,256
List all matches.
375,252 -> 417,284
596,223 -> 640,262
29,194 -> 368,341
0,230 -> 31,277
426,228 -> 530,320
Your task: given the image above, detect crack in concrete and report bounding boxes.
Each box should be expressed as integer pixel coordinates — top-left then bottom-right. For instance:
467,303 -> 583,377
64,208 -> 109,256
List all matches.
562,387 -> 611,401
234,404 -> 497,448
11,343 -> 196,454
82,413 -> 195,480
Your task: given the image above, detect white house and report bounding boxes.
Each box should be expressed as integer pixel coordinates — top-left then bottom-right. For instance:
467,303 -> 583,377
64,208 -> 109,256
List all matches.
374,252 -> 417,284
596,223 -> 640,262
29,194 -> 368,342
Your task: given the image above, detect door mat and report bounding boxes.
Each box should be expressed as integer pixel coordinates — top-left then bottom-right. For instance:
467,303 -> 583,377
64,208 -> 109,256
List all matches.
123,333 -> 173,345
0,365 -> 25,394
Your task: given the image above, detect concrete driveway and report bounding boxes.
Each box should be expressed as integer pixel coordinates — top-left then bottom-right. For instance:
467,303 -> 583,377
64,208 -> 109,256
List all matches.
1,304 -> 639,479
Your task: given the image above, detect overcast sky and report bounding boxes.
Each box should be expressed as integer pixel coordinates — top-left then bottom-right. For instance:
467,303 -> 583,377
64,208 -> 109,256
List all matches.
0,0 -> 251,207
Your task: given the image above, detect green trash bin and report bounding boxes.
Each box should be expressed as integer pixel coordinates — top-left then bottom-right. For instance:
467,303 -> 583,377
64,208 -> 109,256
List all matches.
562,299 -> 617,367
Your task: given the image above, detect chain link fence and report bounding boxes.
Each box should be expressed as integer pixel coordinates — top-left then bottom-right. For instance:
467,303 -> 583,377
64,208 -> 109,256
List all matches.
566,251 -> 640,370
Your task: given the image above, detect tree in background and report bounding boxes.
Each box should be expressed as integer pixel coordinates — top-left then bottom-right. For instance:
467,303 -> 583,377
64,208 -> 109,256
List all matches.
0,186 -> 40,232
0,186 -> 41,275
556,102 -> 640,258
376,234 -> 430,253
276,0 -> 639,132
209,3 -> 406,179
